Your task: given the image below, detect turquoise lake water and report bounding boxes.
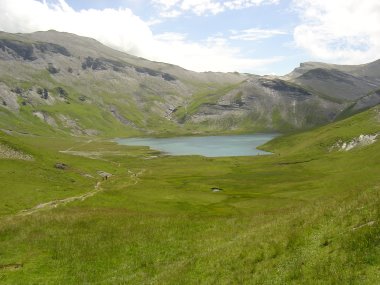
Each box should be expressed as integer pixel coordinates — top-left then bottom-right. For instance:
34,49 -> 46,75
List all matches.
116,134 -> 278,157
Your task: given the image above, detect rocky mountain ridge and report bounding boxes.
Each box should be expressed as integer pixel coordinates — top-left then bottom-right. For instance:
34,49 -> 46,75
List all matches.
0,30 -> 379,136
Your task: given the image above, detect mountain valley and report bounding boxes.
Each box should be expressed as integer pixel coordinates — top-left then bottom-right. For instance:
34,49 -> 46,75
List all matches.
0,30 -> 379,284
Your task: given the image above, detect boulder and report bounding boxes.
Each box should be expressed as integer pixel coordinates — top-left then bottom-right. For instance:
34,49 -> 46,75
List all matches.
55,163 -> 68,170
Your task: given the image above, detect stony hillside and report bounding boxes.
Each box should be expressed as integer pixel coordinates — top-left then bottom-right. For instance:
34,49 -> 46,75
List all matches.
187,61 -> 380,131
0,30 -> 379,136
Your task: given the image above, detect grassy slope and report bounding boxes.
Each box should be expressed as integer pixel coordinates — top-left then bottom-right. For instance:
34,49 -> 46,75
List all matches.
0,37 -> 249,138
0,107 -> 379,284
0,78 -> 244,138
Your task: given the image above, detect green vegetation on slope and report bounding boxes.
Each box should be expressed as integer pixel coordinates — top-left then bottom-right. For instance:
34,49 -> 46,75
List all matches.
0,106 -> 379,284
3,30 -> 380,139
174,83 -> 240,121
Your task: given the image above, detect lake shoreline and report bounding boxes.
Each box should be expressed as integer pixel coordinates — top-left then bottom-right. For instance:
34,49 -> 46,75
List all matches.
115,133 -> 279,157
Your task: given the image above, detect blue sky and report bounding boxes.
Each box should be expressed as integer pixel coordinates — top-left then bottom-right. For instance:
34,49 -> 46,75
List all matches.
1,0 -> 379,75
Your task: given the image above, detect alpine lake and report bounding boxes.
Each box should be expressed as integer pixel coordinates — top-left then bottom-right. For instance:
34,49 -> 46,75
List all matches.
116,133 -> 278,157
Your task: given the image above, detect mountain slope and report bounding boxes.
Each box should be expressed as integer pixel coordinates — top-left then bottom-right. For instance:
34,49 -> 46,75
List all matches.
0,30 -> 247,136
0,30 -> 379,136
287,61 -> 380,116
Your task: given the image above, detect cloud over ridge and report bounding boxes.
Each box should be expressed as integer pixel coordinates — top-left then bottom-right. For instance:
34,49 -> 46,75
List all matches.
0,0 -> 281,73
293,0 -> 380,64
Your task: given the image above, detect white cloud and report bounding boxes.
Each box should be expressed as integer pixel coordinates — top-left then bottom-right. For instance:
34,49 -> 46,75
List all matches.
152,0 -> 279,17
159,9 -> 182,18
154,32 -> 188,42
153,0 -> 181,9
0,0 -> 153,56
152,33 -> 283,72
293,0 -> 380,64
230,28 -> 286,41
181,0 -> 224,16
224,0 -> 278,10
0,0 -> 281,73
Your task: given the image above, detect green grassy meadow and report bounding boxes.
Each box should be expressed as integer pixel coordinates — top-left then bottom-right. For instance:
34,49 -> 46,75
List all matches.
0,107 -> 379,284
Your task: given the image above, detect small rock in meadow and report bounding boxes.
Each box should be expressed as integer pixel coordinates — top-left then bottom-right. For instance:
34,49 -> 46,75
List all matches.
55,163 -> 68,170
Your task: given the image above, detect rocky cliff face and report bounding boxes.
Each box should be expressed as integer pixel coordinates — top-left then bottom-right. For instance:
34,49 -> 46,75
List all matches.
183,77 -> 340,131
0,30 -> 379,136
